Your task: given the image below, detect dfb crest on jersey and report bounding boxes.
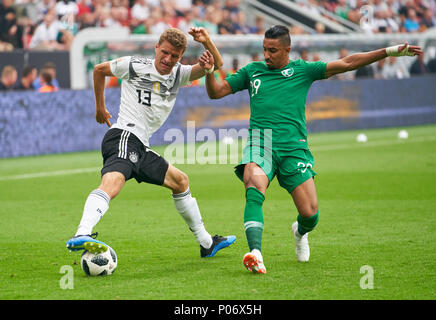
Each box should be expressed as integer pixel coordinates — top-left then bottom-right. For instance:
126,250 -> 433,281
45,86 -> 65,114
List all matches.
129,151 -> 139,163
281,68 -> 294,78
153,82 -> 160,93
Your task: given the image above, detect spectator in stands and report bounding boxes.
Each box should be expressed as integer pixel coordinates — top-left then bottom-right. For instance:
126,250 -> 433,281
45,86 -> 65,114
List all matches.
373,0 -> 389,14
29,9 -> 74,50
33,62 -> 60,90
0,0 -> 23,49
355,65 -> 374,78
131,0 -> 150,27
15,0 -> 40,27
413,0 -> 429,19
149,8 -> 173,35
314,21 -> 325,34
373,10 -> 390,33
0,65 -> 18,91
312,52 -> 321,62
409,52 -> 430,75
77,0 -> 92,18
290,25 -> 306,35
218,8 -> 233,34
78,10 -> 97,31
36,0 -> 56,20
192,4 -> 219,34
385,7 -> 400,33
174,0 -> 193,16
177,10 -> 196,34
331,48 -> 355,80
0,40 -> 13,51
15,65 -> 38,90
251,53 -> 260,61
227,57 -> 239,76
55,0 -> 79,18
38,69 -> 58,92
249,16 -> 265,35
223,0 -> 241,15
233,11 -> 250,34
110,4 -> 131,28
421,8 -> 435,28
404,8 -> 420,32
299,49 -> 309,61
334,0 -> 350,20
373,59 -> 387,79
382,56 -> 409,79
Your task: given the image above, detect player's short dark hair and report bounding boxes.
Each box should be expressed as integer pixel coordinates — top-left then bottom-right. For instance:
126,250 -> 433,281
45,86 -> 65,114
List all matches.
22,65 -> 36,77
41,69 -> 53,85
265,25 -> 291,47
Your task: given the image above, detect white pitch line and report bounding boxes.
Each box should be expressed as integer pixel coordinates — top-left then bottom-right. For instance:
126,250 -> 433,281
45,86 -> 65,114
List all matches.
0,167 -> 100,181
1,135 -> 435,181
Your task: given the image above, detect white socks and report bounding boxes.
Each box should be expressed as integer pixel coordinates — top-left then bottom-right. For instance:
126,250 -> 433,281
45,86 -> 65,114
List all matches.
74,187 -> 212,250
75,189 -> 110,236
172,188 -> 213,249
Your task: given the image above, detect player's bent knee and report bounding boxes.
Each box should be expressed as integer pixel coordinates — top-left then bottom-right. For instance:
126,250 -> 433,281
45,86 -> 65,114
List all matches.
298,203 -> 318,218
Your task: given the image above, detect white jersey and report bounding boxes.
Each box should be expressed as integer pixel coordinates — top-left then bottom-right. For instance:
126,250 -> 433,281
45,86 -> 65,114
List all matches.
109,56 -> 192,146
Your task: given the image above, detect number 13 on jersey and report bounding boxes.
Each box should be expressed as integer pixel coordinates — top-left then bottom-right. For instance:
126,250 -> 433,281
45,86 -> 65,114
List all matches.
136,89 -> 151,106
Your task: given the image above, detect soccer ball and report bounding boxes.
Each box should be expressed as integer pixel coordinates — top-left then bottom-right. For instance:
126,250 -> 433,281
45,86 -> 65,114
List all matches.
398,130 -> 409,139
81,246 -> 117,276
356,133 -> 368,143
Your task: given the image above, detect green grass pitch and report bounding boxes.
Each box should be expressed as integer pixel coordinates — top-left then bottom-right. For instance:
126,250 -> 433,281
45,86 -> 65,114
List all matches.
0,125 -> 435,300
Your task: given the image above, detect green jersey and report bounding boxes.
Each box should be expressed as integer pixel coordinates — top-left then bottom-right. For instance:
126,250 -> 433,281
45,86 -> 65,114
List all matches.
226,59 -> 327,151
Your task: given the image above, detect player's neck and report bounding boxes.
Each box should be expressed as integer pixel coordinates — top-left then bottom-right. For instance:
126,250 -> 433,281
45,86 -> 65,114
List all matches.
278,59 -> 290,69
267,59 -> 290,70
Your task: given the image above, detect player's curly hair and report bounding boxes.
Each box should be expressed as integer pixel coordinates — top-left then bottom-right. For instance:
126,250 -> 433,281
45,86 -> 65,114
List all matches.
158,28 -> 187,52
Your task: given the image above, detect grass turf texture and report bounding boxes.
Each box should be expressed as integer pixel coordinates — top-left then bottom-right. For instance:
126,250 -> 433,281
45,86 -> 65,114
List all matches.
0,125 -> 435,300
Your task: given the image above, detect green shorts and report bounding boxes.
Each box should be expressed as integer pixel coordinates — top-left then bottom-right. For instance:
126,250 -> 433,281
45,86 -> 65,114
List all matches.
235,144 -> 316,193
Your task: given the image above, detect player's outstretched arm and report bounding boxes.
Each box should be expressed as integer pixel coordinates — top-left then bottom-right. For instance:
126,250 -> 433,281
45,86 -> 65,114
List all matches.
325,42 -> 423,78
93,61 -> 113,127
189,27 -> 224,81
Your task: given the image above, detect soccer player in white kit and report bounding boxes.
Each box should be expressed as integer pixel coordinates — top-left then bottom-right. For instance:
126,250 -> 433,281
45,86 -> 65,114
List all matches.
66,27 -> 236,258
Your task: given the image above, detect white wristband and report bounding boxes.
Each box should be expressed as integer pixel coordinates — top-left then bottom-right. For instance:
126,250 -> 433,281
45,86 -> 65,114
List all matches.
386,44 -> 414,57
205,65 -> 214,74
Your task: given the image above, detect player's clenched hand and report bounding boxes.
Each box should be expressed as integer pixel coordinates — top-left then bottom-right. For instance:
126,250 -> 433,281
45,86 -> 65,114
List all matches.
199,50 -> 214,71
386,42 -> 423,57
96,107 -> 112,127
188,27 -> 210,44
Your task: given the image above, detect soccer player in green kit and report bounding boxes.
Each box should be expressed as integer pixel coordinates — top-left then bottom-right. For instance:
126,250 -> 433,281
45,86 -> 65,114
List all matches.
200,25 -> 422,274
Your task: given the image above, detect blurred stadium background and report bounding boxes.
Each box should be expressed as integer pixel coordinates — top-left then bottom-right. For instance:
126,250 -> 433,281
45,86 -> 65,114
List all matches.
1,0 -> 436,158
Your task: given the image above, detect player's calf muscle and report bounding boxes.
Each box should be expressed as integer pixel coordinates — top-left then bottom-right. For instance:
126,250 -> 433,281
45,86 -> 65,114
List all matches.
163,166 -> 189,194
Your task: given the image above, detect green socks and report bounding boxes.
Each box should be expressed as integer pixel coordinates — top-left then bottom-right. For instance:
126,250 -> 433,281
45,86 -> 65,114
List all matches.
244,187 -> 319,251
244,187 -> 265,252
297,210 -> 319,236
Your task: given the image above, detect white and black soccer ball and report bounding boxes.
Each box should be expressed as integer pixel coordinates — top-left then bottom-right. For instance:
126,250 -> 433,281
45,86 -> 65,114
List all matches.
81,247 -> 117,276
